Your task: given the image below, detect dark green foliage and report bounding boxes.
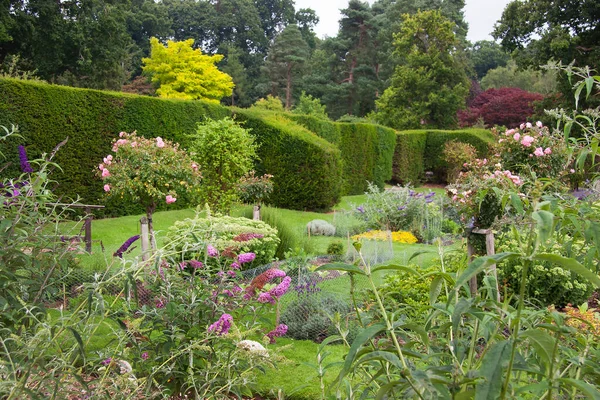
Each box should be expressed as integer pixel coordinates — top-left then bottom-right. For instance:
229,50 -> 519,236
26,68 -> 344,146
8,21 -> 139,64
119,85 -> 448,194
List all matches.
327,241 -> 345,256
423,129 -> 493,182
392,131 -> 427,184
289,117 -> 396,196
392,129 -> 492,184
232,108 -> 342,210
0,78 -> 341,214
338,123 -> 396,195
288,114 -> 341,145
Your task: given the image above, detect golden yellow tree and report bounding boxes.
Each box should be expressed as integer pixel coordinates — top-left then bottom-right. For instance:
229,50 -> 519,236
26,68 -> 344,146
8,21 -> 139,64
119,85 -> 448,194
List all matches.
142,37 -> 234,102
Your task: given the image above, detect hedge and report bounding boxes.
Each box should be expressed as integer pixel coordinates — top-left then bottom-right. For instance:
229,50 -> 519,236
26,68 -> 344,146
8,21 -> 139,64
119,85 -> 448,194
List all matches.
291,116 -> 396,195
392,129 -> 494,184
0,78 -> 341,214
232,109 -> 342,210
392,131 -> 427,184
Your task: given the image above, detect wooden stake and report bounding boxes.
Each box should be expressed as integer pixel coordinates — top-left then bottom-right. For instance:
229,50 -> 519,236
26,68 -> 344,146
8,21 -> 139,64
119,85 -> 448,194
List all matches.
140,216 -> 150,262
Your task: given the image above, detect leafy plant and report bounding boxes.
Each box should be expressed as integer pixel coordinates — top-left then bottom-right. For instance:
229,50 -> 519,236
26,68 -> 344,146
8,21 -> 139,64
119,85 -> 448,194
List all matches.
442,141 -> 478,183
190,117 -> 257,214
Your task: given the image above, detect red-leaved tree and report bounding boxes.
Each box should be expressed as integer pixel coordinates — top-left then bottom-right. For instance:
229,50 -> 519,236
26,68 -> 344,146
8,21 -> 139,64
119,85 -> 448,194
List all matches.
458,87 -> 544,128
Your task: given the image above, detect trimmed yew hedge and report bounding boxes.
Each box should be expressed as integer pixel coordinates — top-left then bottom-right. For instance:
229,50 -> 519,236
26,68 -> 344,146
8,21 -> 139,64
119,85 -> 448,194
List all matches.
0,79 -> 341,214
392,129 -> 494,184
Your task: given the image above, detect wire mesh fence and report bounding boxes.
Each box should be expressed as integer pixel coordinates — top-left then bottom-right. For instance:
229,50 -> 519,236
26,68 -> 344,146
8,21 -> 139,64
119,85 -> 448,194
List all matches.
45,238 -> 395,344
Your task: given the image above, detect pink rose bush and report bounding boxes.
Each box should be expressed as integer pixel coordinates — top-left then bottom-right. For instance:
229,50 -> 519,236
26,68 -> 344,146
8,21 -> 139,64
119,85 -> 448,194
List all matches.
495,122 -> 568,179
98,131 -> 202,248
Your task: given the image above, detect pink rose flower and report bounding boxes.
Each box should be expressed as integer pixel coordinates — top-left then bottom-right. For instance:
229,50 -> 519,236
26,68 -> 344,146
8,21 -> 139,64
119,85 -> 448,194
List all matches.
102,168 -> 110,178
526,122 -> 532,128
156,137 -> 165,148
536,121 -> 543,128
119,131 -> 126,138
521,135 -> 535,147
570,169 -> 575,173
103,184 -> 110,192
99,163 -> 104,170
505,129 -> 515,136
533,147 -> 544,157
513,132 -> 521,141
520,123 -> 525,130
165,195 -> 176,204
544,147 -> 552,155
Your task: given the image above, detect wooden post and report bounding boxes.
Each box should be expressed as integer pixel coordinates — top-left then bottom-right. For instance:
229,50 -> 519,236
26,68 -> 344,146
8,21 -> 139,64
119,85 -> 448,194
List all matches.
466,230 -> 477,297
84,206 -> 92,253
253,204 -> 260,220
485,231 -> 500,302
140,216 -> 150,262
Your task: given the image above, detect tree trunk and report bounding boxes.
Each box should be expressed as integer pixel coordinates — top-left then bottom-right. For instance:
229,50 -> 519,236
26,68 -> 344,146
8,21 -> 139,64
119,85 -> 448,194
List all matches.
146,203 -> 157,251
285,63 -> 292,110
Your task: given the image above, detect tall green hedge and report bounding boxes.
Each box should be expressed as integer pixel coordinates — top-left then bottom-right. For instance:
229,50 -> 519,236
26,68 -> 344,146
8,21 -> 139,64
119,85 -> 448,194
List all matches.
0,79 -> 341,214
288,114 -> 341,145
392,129 -> 494,184
232,109 -> 342,210
291,117 -> 396,195
392,131 -> 427,184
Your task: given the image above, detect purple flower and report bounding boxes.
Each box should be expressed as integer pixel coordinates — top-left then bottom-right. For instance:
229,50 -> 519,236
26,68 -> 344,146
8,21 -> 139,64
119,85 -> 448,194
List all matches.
397,206 -> 406,211
257,292 -> 276,304
18,146 -> 33,173
230,262 -> 240,270
208,313 -> 233,335
155,298 -> 166,308
356,205 -> 365,213
217,271 -> 225,278
425,192 -> 435,199
227,270 -> 236,277
425,198 -> 433,203
572,189 -> 590,200
101,358 -> 112,366
207,245 -> 219,257
189,260 -> 203,269
409,190 -> 415,196
113,235 -> 140,258
141,352 -> 149,360
264,269 -> 287,280
270,276 -> 292,298
179,261 -> 187,270
238,252 -> 256,264
266,324 -> 288,344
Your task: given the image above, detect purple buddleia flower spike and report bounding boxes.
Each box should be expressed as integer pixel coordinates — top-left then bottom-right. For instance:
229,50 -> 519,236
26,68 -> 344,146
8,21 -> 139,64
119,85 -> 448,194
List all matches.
113,235 -> 140,258
18,146 -> 33,173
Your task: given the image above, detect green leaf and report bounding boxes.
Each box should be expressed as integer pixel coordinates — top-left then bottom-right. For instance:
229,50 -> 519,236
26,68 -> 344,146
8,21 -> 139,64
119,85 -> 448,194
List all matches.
375,380 -> 404,400
532,210 -> 554,244
452,298 -> 471,334
68,328 -> 85,361
564,121 -> 573,140
519,328 -> 555,367
558,378 -> 600,400
574,83 -> 583,108
585,76 -> 595,98
315,263 -> 365,275
371,264 -> 421,275
337,323 -> 386,382
510,193 -> 523,214
430,275 -> 443,305
475,340 -> 512,400
408,250 -> 434,262
454,253 -> 519,291
533,254 -> 600,287
355,350 -> 404,370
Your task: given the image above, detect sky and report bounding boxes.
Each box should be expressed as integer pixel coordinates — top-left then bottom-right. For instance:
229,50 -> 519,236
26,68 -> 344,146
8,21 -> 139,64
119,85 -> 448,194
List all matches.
294,0 -> 513,43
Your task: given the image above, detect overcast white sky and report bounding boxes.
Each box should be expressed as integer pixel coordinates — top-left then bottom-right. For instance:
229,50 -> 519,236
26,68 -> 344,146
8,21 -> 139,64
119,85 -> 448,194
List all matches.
294,0 -> 513,43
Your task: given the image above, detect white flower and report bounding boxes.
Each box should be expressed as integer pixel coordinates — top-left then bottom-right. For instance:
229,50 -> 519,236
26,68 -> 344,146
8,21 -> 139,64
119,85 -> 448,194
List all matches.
237,340 -> 269,357
117,360 -> 133,374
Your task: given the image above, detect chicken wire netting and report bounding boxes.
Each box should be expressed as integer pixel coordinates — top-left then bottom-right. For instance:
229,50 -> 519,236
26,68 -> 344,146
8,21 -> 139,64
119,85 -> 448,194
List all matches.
46,239 -> 394,344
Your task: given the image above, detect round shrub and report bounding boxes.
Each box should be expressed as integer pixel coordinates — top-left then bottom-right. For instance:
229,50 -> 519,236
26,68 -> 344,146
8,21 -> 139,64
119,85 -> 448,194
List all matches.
326,241 -> 345,256
281,293 -> 355,343
307,219 -> 336,236
164,212 -> 279,270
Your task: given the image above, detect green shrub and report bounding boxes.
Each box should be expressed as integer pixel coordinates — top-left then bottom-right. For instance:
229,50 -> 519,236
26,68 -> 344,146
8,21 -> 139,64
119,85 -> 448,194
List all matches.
326,241 -> 345,256
392,129 -> 493,184
442,141 -> 478,183
288,114 -> 341,145
332,211 -> 367,238
233,109 -> 342,210
392,131 -> 427,184
497,235 -> 593,307
164,212 -> 280,270
281,293 -> 355,342
424,129 -> 493,181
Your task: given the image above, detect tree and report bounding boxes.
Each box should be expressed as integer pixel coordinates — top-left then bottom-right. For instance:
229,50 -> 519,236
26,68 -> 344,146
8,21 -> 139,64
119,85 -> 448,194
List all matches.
221,46 -> 250,106
295,8 -> 319,50
480,60 -> 558,95
493,0 -> 600,107
100,132 -> 202,248
457,87 -> 544,128
375,10 -> 470,130
293,92 -> 327,118
263,24 -> 309,109
142,37 -> 233,102
468,40 -> 509,79
190,118 -> 257,214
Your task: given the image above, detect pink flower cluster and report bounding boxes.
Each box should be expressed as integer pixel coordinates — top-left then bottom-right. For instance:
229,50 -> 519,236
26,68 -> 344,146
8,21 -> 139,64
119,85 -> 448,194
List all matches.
238,252 -> 256,264
257,276 -> 292,304
533,147 -> 552,157
484,170 -> 523,186
266,324 -> 288,344
165,195 -> 176,204
208,313 -> 233,335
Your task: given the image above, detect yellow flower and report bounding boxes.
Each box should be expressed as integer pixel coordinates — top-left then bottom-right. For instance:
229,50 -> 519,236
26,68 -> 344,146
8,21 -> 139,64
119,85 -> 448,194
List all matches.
352,230 -> 418,244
